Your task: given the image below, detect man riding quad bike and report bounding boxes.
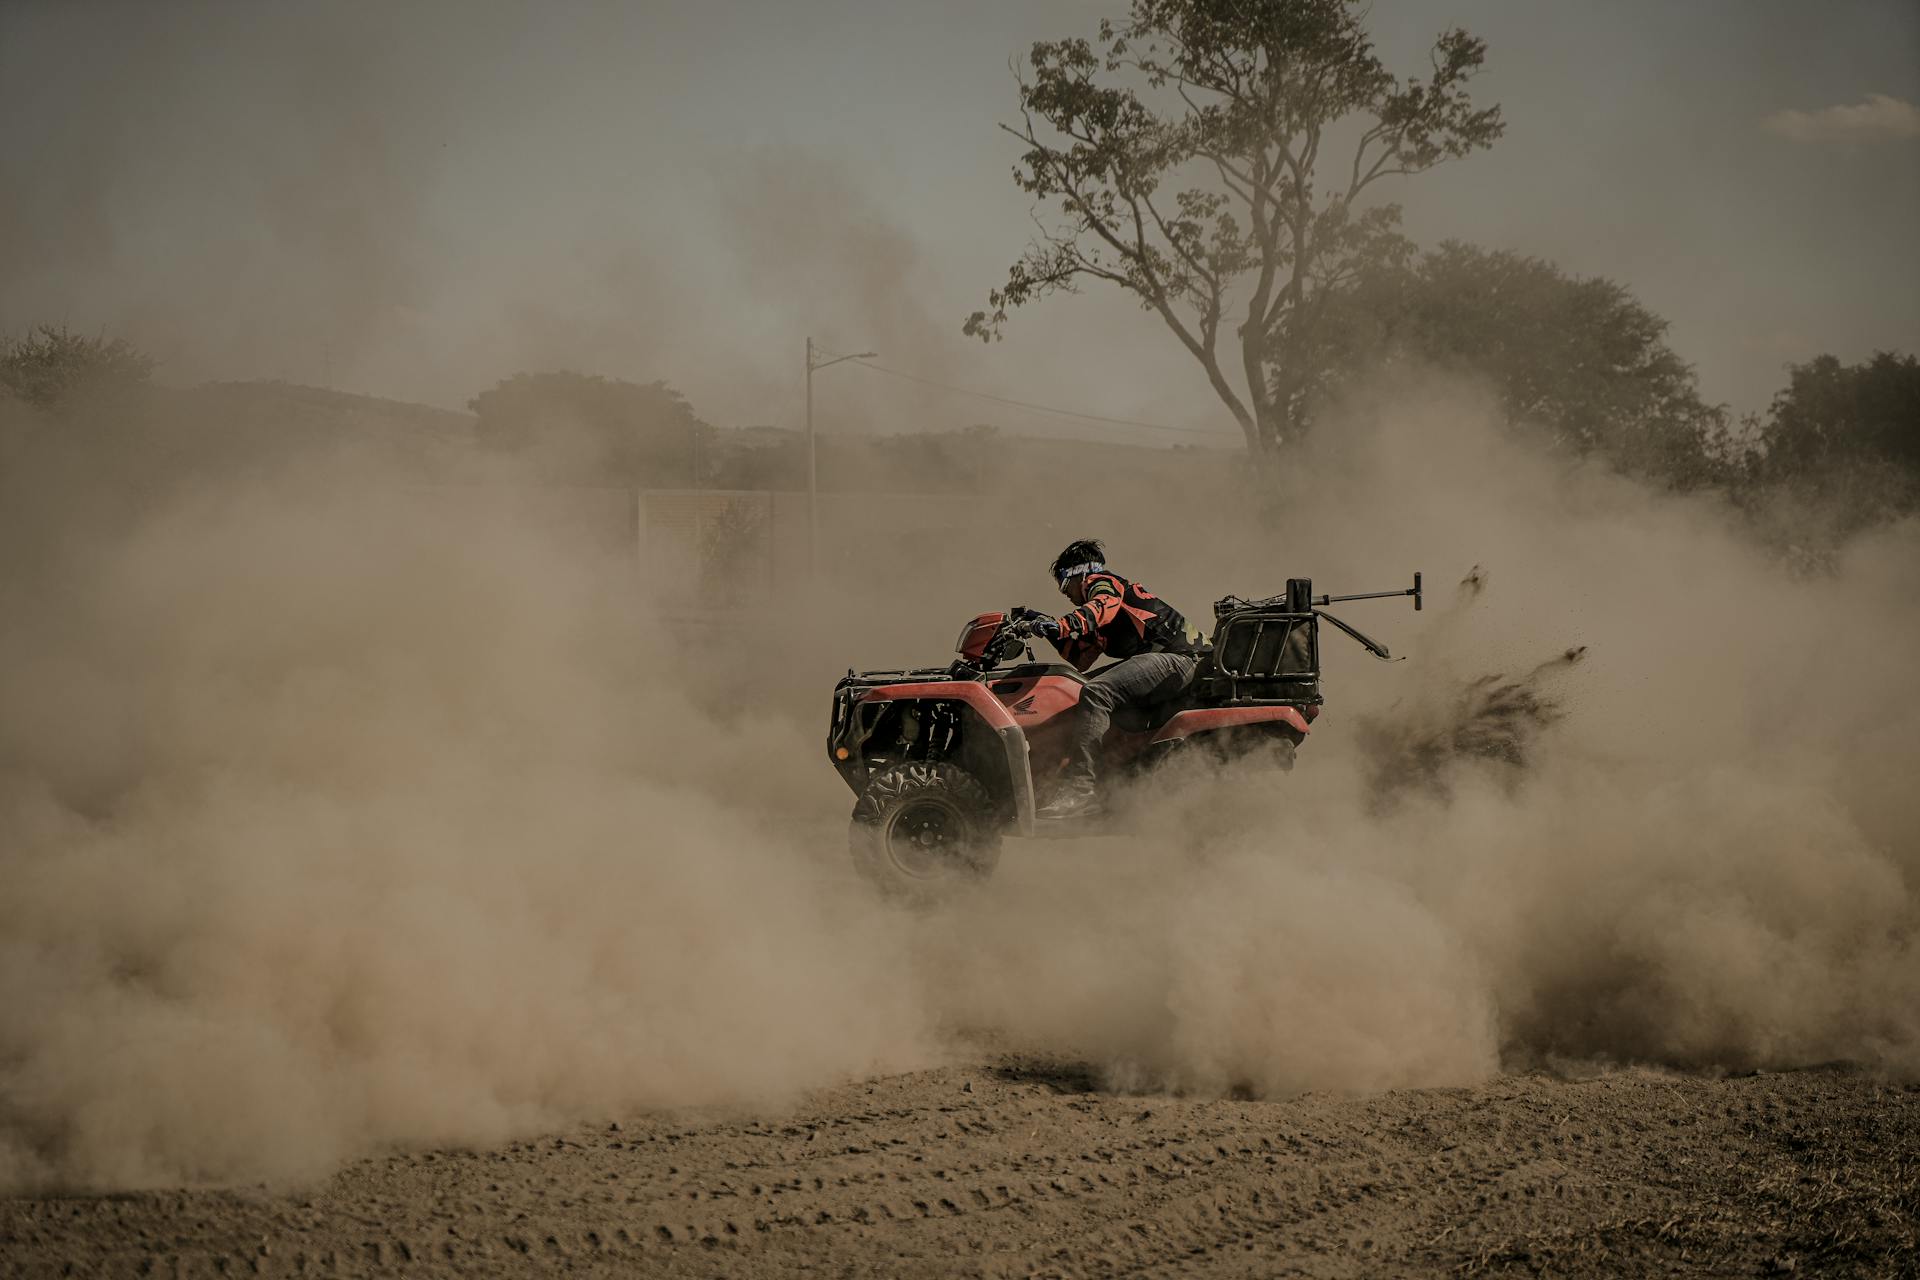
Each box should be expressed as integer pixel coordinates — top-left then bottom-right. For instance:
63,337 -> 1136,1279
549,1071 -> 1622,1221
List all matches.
826,544 -> 1421,904
1024,538 -> 1206,820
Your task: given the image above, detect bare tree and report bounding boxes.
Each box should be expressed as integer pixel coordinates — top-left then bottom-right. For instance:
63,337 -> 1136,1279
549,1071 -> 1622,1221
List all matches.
966,0 -> 1502,457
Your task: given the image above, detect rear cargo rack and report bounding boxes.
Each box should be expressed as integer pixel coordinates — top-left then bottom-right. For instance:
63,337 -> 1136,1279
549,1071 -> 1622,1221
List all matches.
1199,578 -> 1322,707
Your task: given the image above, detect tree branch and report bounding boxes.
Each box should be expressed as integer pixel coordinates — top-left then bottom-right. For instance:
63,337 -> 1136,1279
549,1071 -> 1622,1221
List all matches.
1347,121 -> 1389,196
1141,190 -> 1218,291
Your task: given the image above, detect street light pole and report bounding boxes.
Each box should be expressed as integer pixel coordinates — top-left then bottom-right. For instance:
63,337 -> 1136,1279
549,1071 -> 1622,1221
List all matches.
806,336 -> 815,575
805,336 -> 877,577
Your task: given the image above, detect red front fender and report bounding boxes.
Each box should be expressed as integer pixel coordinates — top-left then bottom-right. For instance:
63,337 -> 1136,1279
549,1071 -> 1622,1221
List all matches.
858,681 -> 1019,731
858,682 -> 1035,834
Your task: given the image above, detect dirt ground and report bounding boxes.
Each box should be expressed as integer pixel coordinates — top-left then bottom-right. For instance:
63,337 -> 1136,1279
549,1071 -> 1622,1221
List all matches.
4,1060 -> 1913,1279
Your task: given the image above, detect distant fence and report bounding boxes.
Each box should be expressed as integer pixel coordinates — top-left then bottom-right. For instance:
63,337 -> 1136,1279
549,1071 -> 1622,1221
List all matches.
407,484 -> 994,610
635,490 -> 778,606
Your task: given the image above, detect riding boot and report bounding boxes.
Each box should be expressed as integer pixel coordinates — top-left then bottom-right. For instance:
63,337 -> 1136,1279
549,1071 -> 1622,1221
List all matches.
1036,772 -> 1100,820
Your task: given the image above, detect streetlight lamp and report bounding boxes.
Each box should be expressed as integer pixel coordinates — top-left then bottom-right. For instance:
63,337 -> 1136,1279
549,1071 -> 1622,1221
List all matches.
806,336 -> 877,577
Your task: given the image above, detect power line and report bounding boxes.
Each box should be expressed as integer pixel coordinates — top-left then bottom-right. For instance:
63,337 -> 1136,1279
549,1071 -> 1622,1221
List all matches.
815,347 -> 1238,438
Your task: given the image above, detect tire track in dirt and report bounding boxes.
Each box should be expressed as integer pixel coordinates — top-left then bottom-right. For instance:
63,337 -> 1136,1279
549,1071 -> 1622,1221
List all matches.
2,1061 -> 1912,1278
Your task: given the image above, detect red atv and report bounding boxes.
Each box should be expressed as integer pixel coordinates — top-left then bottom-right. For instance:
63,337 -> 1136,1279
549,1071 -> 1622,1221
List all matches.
827,575 -> 1420,902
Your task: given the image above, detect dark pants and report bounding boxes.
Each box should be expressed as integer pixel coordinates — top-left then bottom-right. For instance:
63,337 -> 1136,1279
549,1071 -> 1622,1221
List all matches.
1068,651 -> 1198,781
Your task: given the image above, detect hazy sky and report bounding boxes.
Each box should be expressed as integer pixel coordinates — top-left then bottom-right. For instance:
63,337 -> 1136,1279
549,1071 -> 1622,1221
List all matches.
3,0 -> 1916,442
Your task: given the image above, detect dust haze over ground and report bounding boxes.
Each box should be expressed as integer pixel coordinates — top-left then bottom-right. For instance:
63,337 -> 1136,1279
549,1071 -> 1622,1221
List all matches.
1,372 -> 1915,1199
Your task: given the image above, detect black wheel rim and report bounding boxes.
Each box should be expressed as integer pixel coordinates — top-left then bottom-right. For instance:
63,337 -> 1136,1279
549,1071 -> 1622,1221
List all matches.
883,798 -> 971,880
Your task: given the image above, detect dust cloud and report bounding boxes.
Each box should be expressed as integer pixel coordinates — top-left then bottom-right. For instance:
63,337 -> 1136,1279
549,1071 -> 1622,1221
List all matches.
1,372 -> 1915,1193
922,376 -> 1920,1098
0,413 -> 930,1192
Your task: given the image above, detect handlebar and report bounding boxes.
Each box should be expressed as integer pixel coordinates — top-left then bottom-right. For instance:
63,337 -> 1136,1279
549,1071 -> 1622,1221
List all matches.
1005,605 -> 1055,642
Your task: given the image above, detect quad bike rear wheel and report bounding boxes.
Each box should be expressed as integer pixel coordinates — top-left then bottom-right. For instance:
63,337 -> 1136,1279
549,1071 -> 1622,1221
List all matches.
849,762 -> 1002,904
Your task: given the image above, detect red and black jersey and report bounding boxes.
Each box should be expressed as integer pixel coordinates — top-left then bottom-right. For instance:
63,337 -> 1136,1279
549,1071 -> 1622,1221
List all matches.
1052,572 -> 1200,671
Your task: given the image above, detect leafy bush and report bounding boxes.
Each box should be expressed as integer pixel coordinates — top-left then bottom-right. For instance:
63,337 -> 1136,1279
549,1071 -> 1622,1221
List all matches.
1308,242 -> 1732,487
1742,351 -> 1920,538
469,371 -> 713,487
0,325 -> 154,412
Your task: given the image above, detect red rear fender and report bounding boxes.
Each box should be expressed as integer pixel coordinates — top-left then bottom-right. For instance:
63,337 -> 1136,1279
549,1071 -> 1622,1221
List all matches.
1151,705 -> 1311,744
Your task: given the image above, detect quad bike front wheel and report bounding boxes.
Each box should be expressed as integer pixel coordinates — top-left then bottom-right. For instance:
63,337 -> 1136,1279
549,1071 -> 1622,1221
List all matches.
849,762 -> 1003,905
